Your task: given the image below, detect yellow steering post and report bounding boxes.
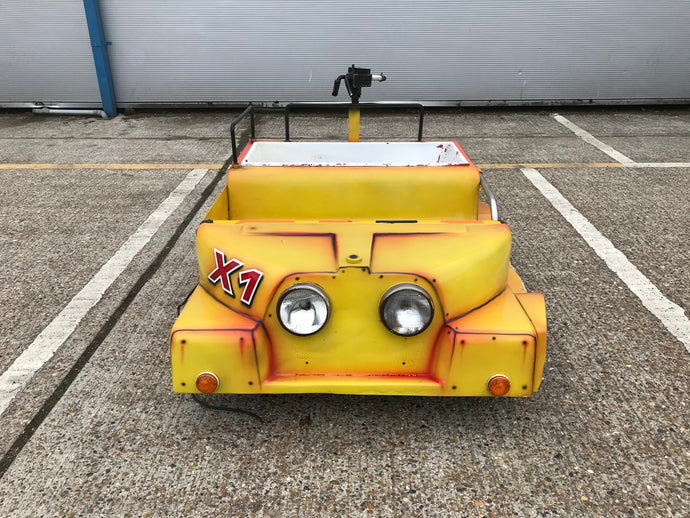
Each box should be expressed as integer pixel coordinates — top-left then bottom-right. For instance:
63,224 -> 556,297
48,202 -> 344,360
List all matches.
348,107 -> 360,142
331,66 -> 386,142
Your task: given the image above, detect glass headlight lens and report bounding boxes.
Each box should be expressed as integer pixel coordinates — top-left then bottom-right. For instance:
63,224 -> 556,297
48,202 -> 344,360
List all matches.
379,283 -> 434,336
277,283 -> 330,335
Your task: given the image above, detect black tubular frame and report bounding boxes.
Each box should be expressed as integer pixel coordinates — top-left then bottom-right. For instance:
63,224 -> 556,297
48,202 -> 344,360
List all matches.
230,103 -> 425,165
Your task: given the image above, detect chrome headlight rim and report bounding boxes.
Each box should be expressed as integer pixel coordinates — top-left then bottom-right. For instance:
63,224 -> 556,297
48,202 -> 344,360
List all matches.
379,282 -> 434,337
277,283 -> 331,336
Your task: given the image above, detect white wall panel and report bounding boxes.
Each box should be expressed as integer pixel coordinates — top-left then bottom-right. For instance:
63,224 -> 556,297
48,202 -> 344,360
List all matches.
2,1 -> 689,106
101,0 -> 690,104
0,1 -> 100,105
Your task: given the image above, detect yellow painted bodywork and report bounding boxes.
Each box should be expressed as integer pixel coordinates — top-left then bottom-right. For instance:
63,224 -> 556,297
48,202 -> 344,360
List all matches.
171,141 -> 547,397
226,165 -> 479,220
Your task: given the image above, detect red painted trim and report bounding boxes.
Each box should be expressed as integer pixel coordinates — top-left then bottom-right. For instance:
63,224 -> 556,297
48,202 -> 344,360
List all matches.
262,373 -> 442,383
233,220 -> 298,224
171,326 -> 258,340
241,140 -> 476,168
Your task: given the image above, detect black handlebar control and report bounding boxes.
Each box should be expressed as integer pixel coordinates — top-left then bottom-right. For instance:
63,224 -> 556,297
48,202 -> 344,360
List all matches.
332,64 -> 386,104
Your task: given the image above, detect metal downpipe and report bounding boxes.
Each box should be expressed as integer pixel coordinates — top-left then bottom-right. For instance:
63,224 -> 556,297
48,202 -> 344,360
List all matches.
32,108 -> 109,119
83,0 -> 117,117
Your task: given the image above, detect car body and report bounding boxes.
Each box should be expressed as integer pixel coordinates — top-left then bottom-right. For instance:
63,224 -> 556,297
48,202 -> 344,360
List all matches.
171,123 -> 546,397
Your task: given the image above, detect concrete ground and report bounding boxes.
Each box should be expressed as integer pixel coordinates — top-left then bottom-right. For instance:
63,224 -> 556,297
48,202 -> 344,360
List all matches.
0,106 -> 688,517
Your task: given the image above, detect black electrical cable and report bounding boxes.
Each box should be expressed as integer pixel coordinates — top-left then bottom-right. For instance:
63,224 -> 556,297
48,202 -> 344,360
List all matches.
191,394 -> 264,424
187,141 -> 264,425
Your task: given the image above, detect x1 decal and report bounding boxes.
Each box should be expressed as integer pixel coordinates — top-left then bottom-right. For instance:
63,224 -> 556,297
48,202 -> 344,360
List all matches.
208,248 -> 264,307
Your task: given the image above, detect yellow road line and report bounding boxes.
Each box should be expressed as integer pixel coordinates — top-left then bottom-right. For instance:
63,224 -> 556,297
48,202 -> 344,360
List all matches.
0,163 -> 224,170
0,162 -> 627,170
477,162 -> 626,169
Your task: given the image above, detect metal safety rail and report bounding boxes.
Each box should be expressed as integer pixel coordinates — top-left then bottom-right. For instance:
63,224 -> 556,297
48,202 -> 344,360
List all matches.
479,173 -> 499,221
228,102 -> 499,221
229,103 -> 425,165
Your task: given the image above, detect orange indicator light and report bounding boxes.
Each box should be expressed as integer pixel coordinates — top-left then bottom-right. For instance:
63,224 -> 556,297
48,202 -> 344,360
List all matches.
487,375 -> 510,396
196,372 -> 219,393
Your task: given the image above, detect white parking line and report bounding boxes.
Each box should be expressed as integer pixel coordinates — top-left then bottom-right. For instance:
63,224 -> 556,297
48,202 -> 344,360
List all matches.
628,162 -> 690,168
521,167 -> 690,354
0,168 -> 210,417
552,114 -> 637,166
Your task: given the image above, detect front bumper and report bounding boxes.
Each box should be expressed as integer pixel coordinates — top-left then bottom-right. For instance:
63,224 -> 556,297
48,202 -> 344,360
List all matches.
170,281 -> 546,397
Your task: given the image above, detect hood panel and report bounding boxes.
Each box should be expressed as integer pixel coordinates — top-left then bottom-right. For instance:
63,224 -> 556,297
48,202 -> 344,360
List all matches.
197,221 -> 510,320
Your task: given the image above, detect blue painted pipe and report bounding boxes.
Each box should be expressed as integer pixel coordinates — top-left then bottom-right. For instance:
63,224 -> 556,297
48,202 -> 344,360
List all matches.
83,0 -> 117,118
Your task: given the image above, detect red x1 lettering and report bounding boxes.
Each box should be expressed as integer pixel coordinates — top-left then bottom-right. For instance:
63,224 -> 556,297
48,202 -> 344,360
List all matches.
238,269 -> 264,306
208,248 -> 243,297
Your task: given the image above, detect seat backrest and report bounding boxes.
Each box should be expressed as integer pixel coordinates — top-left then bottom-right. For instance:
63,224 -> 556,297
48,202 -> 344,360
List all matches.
227,165 -> 480,220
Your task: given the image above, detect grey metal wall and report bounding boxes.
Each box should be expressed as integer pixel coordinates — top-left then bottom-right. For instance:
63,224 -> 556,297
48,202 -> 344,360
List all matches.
0,0 -> 100,105
100,0 -> 690,104
2,1 -> 689,107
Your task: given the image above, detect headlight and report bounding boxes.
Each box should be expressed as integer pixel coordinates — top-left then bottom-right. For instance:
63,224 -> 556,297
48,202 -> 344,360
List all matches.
277,283 -> 330,335
379,283 -> 434,336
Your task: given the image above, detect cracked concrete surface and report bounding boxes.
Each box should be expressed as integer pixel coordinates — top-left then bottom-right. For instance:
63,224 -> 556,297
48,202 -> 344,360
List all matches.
0,106 -> 688,517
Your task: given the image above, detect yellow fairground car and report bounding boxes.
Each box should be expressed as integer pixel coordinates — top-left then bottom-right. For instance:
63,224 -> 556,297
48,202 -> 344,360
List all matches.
171,67 -> 546,398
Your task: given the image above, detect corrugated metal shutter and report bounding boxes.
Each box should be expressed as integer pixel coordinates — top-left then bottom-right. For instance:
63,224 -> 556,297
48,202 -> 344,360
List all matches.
2,1 -> 689,106
101,0 -> 690,104
0,0 -> 100,105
